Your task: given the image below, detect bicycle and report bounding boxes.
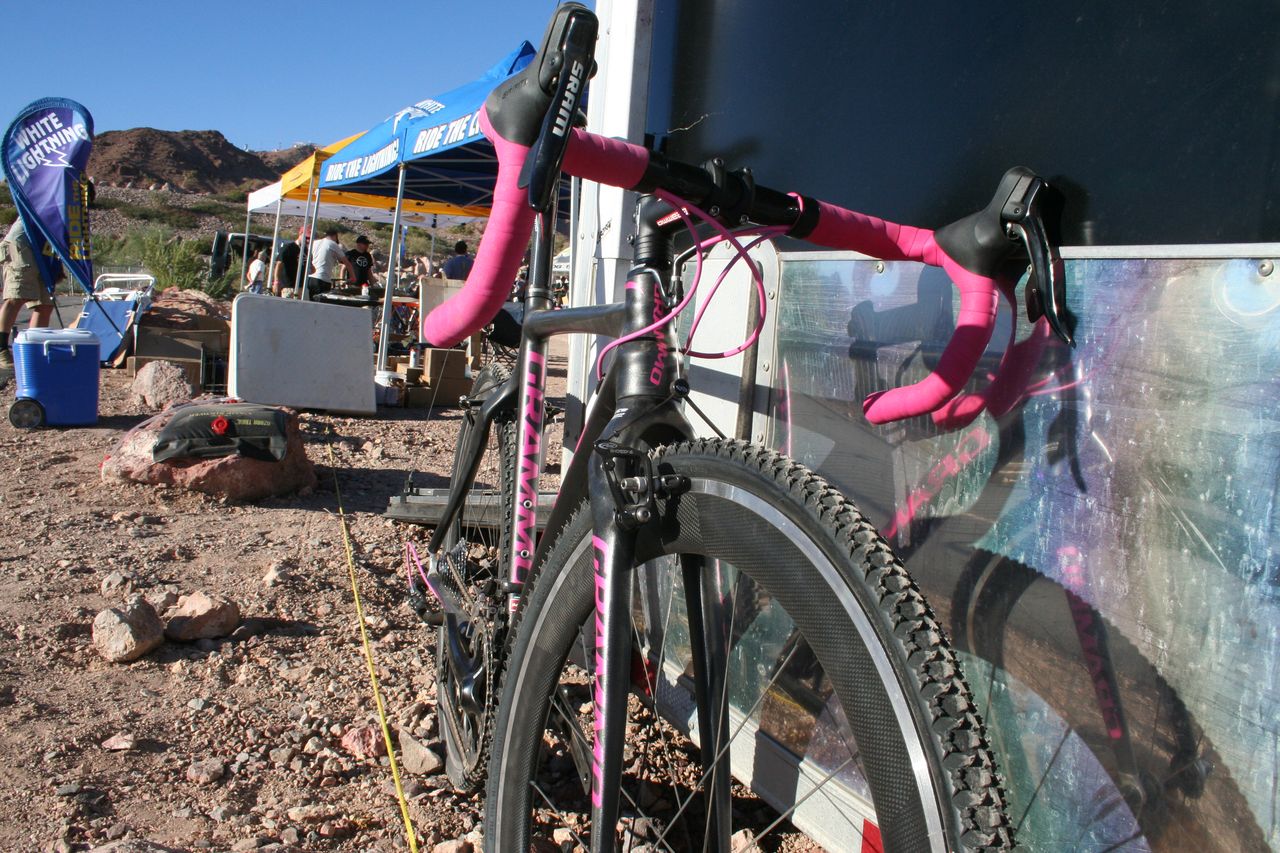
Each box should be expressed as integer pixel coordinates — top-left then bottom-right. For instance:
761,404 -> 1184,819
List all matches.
408,5 -> 1071,850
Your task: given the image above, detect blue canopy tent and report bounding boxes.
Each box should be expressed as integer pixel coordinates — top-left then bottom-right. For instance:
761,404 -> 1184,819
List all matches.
318,42 -> 558,372
318,42 -> 536,212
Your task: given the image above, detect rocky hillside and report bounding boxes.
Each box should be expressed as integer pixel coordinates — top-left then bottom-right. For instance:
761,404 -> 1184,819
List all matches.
89,128 -> 314,195
1,127 -> 482,254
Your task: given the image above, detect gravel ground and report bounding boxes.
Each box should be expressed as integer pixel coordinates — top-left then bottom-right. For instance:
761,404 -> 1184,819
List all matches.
0,340 -> 567,853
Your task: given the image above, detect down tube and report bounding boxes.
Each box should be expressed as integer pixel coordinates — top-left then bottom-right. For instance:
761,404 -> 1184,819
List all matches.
508,339 -> 548,613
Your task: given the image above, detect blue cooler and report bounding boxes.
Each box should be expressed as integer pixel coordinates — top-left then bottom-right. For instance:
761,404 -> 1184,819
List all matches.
10,329 -> 100,427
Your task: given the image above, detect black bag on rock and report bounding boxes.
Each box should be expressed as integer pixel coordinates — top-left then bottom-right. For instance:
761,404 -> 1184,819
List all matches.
152,403 -> 290,463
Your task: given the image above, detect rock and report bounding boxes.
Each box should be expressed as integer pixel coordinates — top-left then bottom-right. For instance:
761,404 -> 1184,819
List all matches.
268,746 -> 295,766
339,725 -> 385,760
144,589 -> 179,614
431,840 -> 473,853
92,596 -> 164,663
129,360 -> 196,411
318,818 -> 355,838
100,405 -> 317,502
263,562 -> 291,587
87,843 -> 183,853
185,758 -> 225,785
398,731 -> 443,776
730,829 -> 757,852
100,570 -> 134,597
286,803 -> 335,824
279,828 -> 301,845
163,591 -> 240,641
230,840 -> 265,852
100,733 -> 137,751
142,288 -> 229,331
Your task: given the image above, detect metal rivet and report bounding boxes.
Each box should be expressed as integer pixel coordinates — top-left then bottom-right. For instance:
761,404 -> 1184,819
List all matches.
1260,260 -> 1274,277
768,290 -> 777,300
874,261 -> 885,274
761,362 -> 770,372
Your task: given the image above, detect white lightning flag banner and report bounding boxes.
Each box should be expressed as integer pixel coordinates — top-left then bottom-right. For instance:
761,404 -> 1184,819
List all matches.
1,97 -> 95,294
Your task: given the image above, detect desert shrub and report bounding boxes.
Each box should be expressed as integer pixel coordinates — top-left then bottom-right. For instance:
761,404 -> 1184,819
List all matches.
134,230 -> 215,293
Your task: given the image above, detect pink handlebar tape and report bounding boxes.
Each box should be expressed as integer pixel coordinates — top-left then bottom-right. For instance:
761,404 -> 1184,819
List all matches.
420,118 -> 649,349
807,201 -> 1001,424
421,116 -> 1000,426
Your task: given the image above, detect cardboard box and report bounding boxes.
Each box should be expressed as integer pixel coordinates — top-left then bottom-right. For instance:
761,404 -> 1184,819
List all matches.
133,327 -> 229,361
405,375 -> 471,408
394,364 -> 425,385
420,347 -> 469,385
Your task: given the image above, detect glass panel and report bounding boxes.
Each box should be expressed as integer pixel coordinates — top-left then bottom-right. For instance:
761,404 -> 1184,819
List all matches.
771,254 -> 1280,850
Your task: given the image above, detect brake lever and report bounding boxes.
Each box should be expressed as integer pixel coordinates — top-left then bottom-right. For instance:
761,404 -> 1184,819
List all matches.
1003,176 -> 1074,346
518,3 -> 598,212
935,166 -> 1073,348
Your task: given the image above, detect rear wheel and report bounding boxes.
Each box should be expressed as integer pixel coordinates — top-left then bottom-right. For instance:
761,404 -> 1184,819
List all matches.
486,439 -> 1012,852
8,398 -> 45,429
434,363 -> 516,791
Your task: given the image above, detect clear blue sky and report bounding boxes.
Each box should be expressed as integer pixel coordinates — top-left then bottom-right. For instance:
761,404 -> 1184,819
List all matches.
6,1 -> 574,152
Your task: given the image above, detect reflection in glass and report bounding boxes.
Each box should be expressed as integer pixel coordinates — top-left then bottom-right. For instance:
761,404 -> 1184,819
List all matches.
767,254 -> 1280,850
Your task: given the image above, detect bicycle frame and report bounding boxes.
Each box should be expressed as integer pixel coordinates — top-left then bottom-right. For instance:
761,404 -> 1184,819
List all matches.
429,194 -> 742,849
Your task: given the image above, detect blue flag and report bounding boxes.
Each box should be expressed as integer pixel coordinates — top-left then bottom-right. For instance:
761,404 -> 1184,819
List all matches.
1,97 -> 95,294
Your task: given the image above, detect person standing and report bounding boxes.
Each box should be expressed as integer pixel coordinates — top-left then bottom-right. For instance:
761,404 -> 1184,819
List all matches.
244,248 -> 268,294
305,227 -> 356,300
0,218 -> 55,369
441,240 -> 474,280
346,235 -> 376,296
273,226 -> 309,297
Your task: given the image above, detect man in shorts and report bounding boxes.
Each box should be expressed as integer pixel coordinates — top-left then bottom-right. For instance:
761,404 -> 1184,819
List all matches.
304,226 -> 356,300
273,226 -> 309,297
0,217 -> 55,369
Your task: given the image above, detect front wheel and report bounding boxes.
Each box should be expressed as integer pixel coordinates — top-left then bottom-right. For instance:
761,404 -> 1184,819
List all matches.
486,439 -> 1012,852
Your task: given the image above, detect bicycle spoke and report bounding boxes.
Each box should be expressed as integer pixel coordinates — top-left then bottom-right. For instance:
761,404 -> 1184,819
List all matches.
631,563 -> 694,821
529,778 -> 591,850
743,756 -> 860,851
649,639 -> 806,851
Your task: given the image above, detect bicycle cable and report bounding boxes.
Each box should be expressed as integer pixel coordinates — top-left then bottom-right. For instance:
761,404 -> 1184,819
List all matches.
593,190 -> 783,379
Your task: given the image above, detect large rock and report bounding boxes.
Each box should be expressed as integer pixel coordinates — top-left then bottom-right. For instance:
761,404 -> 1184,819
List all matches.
398,730 -> 443,776
100,403 -> 316,502
129,360 -> 196,410
141,288 -> 229,331
163,591 -> 240,641
92,596 -> 164,663
340,724 -> 386,760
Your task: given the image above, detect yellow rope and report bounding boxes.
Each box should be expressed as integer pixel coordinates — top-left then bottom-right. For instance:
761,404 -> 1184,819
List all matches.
328,445 -> 420,853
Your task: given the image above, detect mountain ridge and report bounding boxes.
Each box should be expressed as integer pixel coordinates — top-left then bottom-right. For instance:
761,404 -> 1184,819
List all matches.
88,127 -> 316,194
